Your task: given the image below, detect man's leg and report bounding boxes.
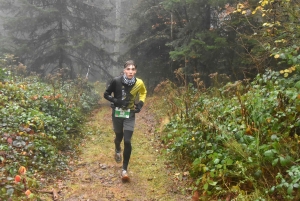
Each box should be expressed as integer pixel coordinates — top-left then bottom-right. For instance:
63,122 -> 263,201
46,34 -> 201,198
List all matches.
112,114 -> 124,162
122,113 -> 135,171
122,130 -> 133,171
114,132 -> 123,152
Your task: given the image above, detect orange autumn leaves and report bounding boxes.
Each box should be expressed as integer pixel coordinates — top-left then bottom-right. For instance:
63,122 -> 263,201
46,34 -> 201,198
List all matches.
14,175 -> 21,183
30,93 -> 62,100
25,189 -> 32,197
14,166 -> 26,183
14,166 -> 34,198
19,166 -> 26,174
30,93 -> 75,108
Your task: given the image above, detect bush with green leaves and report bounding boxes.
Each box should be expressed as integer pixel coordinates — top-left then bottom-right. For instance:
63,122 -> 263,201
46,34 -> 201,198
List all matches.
159,69 -> 300,200
0,68 -> 7,82
0,58 -> 101,199
270,164 -> 300,200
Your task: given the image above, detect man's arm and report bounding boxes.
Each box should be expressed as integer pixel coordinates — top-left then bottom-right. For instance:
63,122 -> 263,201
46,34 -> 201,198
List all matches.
104,78 -> 129,108
134,79 -> 147,113
139,80 -> 147,103
104,79 -> 115,102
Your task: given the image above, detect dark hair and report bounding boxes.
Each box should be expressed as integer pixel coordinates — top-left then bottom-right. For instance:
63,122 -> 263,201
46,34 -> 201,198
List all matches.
124,60 -> 137,69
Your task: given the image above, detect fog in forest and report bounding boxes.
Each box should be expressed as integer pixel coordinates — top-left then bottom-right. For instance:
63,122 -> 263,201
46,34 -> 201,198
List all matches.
0,0 -> 139,83
0,0 -> 286,91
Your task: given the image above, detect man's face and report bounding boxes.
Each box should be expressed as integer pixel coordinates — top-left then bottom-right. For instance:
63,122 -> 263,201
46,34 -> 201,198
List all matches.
123,64 -> 137,79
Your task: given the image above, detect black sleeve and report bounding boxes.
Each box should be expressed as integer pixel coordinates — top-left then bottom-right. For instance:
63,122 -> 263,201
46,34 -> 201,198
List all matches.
103,78 -> 116,103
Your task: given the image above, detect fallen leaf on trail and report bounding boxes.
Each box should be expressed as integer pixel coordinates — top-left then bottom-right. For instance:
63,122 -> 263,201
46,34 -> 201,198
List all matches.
19,166 -> 26,175
15,175 -> 21,183
226,194 -> 232,201
7,138 -> 13,144
25,189 -> 31,196
192,191 -> 199,201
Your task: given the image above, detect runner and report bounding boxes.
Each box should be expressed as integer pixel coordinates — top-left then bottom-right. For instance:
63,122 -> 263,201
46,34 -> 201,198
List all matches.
103,60 -> 147,181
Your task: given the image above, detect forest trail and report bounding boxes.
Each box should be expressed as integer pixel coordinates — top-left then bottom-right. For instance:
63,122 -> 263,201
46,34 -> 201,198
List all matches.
54,101 -> 190,201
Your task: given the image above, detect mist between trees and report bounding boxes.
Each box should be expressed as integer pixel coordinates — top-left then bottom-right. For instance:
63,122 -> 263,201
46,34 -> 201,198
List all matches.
0,0 -> 299,92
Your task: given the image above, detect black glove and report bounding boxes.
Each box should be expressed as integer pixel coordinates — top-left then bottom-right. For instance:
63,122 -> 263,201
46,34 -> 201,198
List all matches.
114,98 -> 129,108
134,101 -> 144,113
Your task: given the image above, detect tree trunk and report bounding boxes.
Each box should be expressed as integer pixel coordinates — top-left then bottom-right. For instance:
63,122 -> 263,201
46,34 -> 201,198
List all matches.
58,0 -> 64,70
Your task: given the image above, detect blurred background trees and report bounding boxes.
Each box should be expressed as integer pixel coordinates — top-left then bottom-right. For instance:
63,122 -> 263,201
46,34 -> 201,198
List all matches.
121,0 -> 300,91
0,0 -> 299,89
0,0 -> 115,80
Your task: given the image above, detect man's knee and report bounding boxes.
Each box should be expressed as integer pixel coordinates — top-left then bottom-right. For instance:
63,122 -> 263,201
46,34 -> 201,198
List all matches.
123,130 -> 133,145
114,132 -> 123,142
124,139 -> 131,145
115,138 -> 122,144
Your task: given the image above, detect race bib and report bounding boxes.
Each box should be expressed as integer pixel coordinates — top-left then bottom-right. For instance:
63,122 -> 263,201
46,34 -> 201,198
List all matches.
114,107 -> 130,118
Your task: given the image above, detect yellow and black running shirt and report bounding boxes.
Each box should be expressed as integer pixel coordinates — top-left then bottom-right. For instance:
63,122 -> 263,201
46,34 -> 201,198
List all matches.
104,76 -> 147,110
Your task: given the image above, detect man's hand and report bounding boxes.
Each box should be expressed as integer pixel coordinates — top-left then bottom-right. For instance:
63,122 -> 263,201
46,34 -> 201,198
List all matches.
114,99 -> 129,108
134,101 -> 144,113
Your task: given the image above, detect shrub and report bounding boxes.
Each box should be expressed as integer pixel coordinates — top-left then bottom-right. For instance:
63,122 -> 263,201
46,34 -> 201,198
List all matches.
159,69 -> 300,200
0,56 -> 101,200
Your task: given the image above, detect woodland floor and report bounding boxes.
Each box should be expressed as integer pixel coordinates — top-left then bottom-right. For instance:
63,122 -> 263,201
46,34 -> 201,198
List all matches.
41,101 -> 192,201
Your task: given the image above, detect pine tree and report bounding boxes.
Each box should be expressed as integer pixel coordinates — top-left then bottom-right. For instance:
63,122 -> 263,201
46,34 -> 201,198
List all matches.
121,0 -> 174,90
123,0 -> 263,86
0,0 -> 115,79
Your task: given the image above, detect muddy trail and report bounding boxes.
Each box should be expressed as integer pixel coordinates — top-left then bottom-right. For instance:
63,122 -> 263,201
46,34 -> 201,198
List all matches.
46,102 -> 191,201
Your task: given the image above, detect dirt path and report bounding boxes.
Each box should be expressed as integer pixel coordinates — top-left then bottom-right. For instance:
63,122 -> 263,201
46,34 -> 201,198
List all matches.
55,102 -> 190,201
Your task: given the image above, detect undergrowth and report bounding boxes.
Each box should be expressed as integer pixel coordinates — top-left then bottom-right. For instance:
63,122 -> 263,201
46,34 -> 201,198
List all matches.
0,54 -> 101,200
154,69 -> 300,200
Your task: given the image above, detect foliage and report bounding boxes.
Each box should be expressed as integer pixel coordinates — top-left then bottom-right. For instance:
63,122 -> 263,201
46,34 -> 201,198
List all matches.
123,0 -> 263,86
120,0 -> 173,91
123,0 -> 300,87
235,0 -> 300,76
0,56 -> 101,200
0,65 -> 7,82
0,166 -> 38,200
271,165 -> 300,200
154,68 -> 205,119
157,69 -> 300,200
0,0 -> 115,79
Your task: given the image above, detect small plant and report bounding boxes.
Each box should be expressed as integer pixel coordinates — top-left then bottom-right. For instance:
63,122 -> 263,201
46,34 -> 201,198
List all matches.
0,166 -> 38,200
269,165 -> 300,200
153,69 -> 205,120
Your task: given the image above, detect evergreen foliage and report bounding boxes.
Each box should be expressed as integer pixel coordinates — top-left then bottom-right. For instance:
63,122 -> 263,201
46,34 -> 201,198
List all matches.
120,0 -> 173,91
122,0 -> 300,87
0,0 -> 115,79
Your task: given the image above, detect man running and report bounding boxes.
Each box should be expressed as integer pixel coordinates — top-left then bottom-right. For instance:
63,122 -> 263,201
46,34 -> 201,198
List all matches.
103,60 -> 147,181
